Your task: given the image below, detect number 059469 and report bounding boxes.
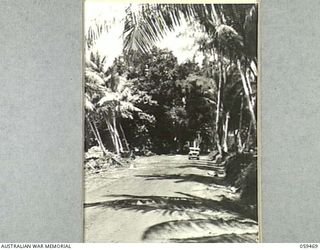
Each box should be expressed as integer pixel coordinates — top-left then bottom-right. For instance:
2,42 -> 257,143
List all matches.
300,244 -> 318,248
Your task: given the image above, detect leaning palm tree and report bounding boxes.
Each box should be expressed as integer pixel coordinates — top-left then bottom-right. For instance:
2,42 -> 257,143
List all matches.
86,55 -> 140,155
85,68 -> 108,155
97,73 -> 142,155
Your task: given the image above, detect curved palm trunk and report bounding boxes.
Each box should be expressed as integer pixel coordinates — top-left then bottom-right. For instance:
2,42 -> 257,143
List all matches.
237,59 -> 256,133
222,111 -> 230,153
246,121 -> 252,150
112,115 -> 123,155
86,115 -> 107,155
245,67 -> 253,98
119,123 -> 130,151
105,112 -> 124,155
103,111 -> 120,154
236,96 -> 244,153
110,117 -> 120,155
214,60 -> 223,155
106,119 -> 117,152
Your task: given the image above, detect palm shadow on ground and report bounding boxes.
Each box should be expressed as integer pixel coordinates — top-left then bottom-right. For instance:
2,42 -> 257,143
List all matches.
84,159 -> 257,242
84,192 -> 258,242
135,173 -> 226,186
142,218 -> 258,242
176,159 -> 225,171
177,164 -> 220,171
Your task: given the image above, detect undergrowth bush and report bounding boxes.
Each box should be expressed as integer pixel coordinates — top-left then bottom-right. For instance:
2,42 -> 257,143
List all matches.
225,153 -> 257,206
84,146 -> 129,172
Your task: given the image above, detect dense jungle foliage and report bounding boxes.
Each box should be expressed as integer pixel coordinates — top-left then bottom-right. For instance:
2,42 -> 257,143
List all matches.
84,4 -> 258,178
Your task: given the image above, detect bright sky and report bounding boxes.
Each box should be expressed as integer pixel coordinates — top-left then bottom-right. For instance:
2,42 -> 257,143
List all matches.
85,1 -> 205,68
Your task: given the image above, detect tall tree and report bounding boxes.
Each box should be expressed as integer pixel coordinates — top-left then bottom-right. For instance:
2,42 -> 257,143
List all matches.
121,4 -> 258,151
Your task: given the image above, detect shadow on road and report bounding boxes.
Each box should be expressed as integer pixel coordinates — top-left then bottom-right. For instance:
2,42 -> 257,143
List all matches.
141,218 -> 258,242
84,192 -> 258,242
84,156 -> 258,242
177,164 -> 219,171
85,193 -> 221,216
135,173 -> 225,186
85,192 -> 257,220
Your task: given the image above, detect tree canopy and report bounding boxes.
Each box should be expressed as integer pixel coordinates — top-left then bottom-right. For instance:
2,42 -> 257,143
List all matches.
84,3 -> 258,157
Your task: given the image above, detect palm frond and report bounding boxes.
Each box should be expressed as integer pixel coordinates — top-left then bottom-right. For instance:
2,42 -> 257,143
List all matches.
123,4 -> 165,53
86,20 -> 111,49
219,4 -> 258,59
123,4 -> 218,54
84,94 -> 95,112
116,76 -> 134,93
85,69 -> 105,88
97,92 -> 119,107
120,101 -> 142,113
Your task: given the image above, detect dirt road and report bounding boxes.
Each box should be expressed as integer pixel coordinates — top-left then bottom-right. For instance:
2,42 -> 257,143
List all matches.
84,155 -> 258,243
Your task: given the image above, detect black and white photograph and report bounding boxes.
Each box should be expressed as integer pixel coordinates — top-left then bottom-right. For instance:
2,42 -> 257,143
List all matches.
84,1 -> 259,243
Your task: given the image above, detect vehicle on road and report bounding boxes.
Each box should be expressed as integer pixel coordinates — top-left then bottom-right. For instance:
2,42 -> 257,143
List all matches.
188,147 -> 200,160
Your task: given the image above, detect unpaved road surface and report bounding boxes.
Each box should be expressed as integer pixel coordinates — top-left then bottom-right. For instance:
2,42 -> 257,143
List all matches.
84,155 -> 258,243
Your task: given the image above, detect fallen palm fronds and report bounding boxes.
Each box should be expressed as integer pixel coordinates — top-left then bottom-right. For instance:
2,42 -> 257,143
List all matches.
84,146 -> 130,173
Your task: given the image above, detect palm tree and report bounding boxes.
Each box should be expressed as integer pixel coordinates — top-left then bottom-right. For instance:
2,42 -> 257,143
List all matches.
121,3 -> 258,138
97,72 -> 142,155
85,3 -> 258,154
84,64 -> 109,155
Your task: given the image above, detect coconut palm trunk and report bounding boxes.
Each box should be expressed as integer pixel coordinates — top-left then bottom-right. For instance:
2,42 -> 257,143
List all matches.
214,60 -> 223,155
106,119 -> 118,152
245,67 -> 254,98
246,121 -> 252,150
112,114 -> 123,155
222,111 -> 230,153
237,95 -> 244,153
86,115 -> 107,155
237,59 -> 256,133
119,123 -> 130,151
110,119 -> 120,155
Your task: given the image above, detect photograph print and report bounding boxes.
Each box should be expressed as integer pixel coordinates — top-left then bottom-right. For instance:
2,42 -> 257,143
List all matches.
84,1 -> 259,243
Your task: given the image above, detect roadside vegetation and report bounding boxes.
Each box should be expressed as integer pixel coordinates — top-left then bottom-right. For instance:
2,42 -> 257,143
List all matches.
84,3 -> 258,214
